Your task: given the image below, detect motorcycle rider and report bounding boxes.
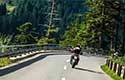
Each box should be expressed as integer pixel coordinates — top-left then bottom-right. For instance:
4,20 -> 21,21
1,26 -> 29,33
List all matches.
70,44 -> 81,65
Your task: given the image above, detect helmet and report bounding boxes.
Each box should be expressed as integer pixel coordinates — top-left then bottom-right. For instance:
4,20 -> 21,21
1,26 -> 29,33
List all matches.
76,44 -> 81,48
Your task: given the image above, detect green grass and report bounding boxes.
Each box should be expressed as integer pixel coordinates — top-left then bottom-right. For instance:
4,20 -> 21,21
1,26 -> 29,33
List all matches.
101,65 -> 123,80
0,57 -> 11,67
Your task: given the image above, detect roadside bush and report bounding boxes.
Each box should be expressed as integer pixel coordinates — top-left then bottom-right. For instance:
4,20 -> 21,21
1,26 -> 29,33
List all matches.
112,56 -> 125,66
0,57 -> 11,67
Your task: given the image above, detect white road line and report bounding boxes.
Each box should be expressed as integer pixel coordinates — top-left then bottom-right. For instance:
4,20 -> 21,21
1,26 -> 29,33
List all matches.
61,77 -> 66,80
66,59 -> 70,63
64,65 -> 67,70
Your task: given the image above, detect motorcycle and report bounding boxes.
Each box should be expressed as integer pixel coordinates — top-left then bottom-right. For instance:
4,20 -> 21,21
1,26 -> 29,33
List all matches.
71,55 -> 79,68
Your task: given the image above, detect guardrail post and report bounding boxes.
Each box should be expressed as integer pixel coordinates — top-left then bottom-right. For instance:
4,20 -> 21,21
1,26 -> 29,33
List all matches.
123,68 -> 125,79
113,63 -> 117,73
109,60 -> 111,68
110,61 -> 113,70
117,64 -> 122,76
106,59 -> 110,67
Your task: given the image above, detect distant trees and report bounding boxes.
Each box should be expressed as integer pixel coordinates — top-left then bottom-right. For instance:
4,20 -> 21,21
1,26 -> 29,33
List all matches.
14,22 -> 36,44
0,0 -> 87,44
60,20 -> 82,47
37,37 -> 56,45
0,33 -> 12,52
61,0 -> 125,54
0,3 -> 7,15
86,0 -> 124,52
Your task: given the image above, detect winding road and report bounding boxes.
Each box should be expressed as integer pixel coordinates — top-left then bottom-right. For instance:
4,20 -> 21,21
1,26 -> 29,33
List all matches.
0,50 -> 112,80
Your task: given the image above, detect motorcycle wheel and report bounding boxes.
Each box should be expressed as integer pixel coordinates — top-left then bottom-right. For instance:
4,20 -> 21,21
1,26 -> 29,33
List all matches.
72,62 -> 76,68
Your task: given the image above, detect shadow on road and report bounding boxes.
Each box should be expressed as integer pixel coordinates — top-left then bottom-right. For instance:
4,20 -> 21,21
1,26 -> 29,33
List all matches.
0,54 -> 55,76
75,67 -> 104,74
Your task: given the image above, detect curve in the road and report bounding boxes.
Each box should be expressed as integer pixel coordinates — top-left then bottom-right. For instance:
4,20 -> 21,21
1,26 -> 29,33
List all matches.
0,51 -> 112,80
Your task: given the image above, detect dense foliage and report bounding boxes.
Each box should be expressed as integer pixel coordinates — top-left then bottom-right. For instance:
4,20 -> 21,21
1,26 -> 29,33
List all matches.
0,33 -> 12,52
61,0 -> 125,56
0,57 -> 11,67
14,22 -> 37,44
0,0 -> 87,45
0,0 -> 125,55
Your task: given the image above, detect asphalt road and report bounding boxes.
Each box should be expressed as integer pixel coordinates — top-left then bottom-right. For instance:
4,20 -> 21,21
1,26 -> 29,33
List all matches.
0,50 -> 112,80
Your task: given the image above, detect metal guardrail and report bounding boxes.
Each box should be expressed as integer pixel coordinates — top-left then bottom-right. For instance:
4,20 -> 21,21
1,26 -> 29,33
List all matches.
0,44 -> 63,58
81,47 -> 108,55
106,59 -> 125,79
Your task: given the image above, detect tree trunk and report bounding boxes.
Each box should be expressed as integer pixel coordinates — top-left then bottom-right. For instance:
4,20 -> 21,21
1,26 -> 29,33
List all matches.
110,38 -> 113,50
122,16 -> 125,55
115,21 -> 119,51
99,34 -> 102,48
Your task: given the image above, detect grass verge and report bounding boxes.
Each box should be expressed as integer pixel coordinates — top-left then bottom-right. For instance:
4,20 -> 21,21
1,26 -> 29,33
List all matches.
101,65 -> 123,80
0,57 -> 12,67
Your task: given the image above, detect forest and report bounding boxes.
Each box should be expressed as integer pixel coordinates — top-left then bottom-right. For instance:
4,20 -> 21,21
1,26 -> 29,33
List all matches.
61,0 -> 125,56
0,0 -> 87,45
0,0 -> 125,55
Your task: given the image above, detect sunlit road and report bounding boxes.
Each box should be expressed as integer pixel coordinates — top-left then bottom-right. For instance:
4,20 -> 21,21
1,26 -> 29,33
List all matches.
0,51 -> 112,80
